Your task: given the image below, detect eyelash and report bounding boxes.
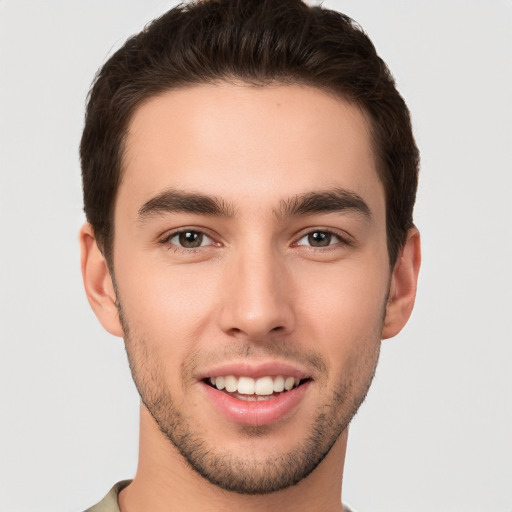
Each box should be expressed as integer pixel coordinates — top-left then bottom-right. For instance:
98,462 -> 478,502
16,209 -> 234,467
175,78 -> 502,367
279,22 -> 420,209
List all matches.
160,229 -> 217,252
159,228 -> 352,252
294,229 -> 352,250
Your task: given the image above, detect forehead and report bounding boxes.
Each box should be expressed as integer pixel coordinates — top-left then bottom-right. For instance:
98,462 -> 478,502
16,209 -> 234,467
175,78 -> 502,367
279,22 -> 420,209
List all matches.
120,83 -> 383,217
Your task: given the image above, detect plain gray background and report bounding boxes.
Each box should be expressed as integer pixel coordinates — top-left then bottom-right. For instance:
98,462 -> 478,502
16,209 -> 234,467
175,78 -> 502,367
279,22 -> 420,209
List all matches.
0,1 -> 511,511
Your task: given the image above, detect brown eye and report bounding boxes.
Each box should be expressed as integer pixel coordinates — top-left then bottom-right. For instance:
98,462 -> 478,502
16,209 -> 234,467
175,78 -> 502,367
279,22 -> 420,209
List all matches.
295,230 -> 348,249
297,231 -> 340,248
168,230 -> 210,248
180,231 -> 203,248
307,231 -> 332,247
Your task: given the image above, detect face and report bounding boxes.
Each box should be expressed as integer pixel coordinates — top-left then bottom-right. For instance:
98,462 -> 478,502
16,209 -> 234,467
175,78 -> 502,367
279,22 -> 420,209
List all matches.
110,84 -> 391,493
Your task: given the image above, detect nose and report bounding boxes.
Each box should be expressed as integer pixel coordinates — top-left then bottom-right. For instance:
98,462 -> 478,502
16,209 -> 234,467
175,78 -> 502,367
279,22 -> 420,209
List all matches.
218,246 -> 296,341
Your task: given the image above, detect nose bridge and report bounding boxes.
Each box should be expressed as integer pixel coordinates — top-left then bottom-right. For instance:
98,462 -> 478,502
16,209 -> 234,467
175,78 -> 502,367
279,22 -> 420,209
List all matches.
219,240 -> 294,339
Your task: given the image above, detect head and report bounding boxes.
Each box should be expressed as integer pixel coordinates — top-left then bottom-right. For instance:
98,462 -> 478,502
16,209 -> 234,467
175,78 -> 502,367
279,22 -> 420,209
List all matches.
79,0 -> 420,498
80,0 -> 419,269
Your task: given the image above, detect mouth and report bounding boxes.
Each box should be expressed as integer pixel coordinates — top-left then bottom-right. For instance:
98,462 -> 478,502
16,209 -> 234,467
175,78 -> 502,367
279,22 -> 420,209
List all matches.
204,375 -> 310,401
200,365 -> 312,426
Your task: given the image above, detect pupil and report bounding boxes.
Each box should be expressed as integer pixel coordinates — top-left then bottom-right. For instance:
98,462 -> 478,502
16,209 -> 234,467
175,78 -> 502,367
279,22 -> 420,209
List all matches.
308,232 -> 330,247
179,231 -> 202,248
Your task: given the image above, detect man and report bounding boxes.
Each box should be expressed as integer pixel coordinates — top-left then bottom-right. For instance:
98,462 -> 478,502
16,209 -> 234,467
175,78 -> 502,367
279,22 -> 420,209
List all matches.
79,0 -> 420,510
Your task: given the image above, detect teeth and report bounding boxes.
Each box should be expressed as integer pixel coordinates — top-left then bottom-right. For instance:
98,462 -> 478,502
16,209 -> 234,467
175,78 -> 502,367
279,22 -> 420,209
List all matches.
255,376 -> 274,395
210,375 -> 303,396
224,375 -> 238,393
273,375 -> 285,392
237,376 -> 255,395
284,376 -> 295,391
215,376 -> 225,390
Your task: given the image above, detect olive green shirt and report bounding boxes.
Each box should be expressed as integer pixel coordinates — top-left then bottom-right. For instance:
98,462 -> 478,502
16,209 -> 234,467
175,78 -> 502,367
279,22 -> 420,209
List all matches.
84,480 -> 354,511
83,481 -> 131,512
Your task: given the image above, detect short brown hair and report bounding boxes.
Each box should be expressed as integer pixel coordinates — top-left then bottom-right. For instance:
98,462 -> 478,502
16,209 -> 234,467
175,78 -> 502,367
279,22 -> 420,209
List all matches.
80,0 -> 419,265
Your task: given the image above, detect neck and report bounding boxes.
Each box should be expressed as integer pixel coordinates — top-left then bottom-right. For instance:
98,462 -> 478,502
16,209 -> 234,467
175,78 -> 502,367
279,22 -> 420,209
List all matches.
118,405 -> 348,512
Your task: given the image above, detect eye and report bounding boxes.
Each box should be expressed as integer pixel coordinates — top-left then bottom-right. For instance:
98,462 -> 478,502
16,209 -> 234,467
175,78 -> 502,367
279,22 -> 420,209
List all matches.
167,230 -> 213,249
296,230 -> 343,248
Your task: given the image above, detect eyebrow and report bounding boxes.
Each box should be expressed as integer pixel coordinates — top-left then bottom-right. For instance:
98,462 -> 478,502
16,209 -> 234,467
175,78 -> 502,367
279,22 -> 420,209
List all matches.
137,187 -> 371,222
277,188 -> 372,220
138,189 -> 235,220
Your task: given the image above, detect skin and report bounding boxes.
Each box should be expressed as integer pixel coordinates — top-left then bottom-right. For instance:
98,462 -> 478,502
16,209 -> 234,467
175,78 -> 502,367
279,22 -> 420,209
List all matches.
80,83 -> 420,512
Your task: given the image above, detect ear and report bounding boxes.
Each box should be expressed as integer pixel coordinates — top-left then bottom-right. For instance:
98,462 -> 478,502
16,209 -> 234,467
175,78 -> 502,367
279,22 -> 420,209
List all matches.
79,223 -> 124,337
382,226 -> 421,339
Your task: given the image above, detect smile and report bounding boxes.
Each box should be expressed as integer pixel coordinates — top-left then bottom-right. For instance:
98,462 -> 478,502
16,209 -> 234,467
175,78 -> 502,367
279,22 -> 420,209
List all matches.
200,366 -> 312,426
207,375 -> 303,399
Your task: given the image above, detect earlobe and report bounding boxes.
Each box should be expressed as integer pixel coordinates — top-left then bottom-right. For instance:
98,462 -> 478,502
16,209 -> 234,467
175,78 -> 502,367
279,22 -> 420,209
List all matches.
382,227 -> 421,340
79,223 -> 124,338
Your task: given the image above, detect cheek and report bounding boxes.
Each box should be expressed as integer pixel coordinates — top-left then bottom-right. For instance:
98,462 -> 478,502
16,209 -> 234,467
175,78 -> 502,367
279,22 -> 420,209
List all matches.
115,258 -> 220,343
293,258 -> 388,358
116,264 -> 220,397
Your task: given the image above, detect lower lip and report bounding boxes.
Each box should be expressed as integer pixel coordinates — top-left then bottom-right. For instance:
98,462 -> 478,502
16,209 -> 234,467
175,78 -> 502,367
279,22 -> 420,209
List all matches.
201,381 -> 310,427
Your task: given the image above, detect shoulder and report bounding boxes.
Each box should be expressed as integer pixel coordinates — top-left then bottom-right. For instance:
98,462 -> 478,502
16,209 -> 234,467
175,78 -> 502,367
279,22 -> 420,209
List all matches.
83,480 -> 132,512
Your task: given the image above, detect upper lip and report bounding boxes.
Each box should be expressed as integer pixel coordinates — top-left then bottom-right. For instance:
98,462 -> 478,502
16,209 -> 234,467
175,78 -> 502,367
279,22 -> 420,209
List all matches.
196,361 -> 311,381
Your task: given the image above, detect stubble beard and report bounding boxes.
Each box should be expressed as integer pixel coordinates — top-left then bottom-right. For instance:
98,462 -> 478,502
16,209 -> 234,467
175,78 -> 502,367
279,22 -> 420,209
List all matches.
117,302 -> 381,495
